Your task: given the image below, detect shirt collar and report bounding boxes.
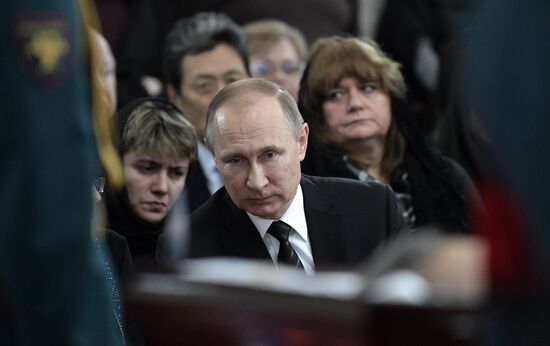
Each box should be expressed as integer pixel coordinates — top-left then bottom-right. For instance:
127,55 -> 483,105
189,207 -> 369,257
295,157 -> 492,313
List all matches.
197,142 -> 216,173
248,184 -> 308,241
196,142 -> 223,193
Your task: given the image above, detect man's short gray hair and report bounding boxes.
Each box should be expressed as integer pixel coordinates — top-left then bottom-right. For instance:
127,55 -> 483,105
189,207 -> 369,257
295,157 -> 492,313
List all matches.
204,78 -> 304,149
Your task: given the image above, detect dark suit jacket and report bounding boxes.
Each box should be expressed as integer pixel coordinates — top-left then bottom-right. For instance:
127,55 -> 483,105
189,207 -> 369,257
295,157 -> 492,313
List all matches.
188,175 -> 406,269
184,160 -> 212,212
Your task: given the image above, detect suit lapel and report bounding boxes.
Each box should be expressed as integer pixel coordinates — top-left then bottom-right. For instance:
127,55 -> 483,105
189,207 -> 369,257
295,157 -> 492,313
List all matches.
214,177 -> 346,265
220,192 -> 271,260
301,176 -> 346,267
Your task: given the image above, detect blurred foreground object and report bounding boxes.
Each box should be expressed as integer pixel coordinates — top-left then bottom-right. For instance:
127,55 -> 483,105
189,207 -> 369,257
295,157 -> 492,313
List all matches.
0,1 -> 122,344
127,233 -> 486,345
468,0 -> 550,344
365,232 -> 487,307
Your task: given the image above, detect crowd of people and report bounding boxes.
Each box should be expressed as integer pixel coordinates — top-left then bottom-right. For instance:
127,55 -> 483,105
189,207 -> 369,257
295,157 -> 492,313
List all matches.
98,9 -> 479,343
3,0 -> 549,344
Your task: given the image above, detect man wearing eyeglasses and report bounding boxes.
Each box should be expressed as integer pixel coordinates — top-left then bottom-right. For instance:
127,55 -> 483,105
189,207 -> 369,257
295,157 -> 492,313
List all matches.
164,12 -> 250,211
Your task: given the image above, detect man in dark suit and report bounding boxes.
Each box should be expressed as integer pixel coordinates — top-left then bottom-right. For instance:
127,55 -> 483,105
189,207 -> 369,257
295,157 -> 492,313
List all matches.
163,12 -> 250,211
183,78 -> 406,272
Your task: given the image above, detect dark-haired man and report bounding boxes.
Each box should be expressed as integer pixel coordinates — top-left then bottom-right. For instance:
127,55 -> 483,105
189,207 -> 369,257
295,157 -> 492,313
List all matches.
163,12 -> 250,211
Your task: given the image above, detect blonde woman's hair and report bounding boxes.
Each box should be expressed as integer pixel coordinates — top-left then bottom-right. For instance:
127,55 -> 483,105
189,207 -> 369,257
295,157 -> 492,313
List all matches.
243,19 -> 308,60
123,100 -> 198,161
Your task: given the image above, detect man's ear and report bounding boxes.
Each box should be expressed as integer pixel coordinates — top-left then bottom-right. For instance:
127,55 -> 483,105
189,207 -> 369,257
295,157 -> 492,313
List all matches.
166,84 -> 178,103
298,122 -> 309,161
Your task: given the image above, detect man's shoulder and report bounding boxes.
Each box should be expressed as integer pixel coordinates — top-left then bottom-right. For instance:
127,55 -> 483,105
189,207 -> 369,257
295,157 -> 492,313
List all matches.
190,187 -> 226,216
189,187 -> 241,235
301,174 -> 389,194
300,174 -> 394,213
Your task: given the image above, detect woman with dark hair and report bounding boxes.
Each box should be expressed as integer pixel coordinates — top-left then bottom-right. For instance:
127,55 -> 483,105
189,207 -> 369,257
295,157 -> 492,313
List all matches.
103,97 -> 198,262
299,36 -> 476,233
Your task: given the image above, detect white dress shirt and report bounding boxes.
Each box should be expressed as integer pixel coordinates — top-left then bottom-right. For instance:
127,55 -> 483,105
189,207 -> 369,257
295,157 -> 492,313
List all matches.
247,184 -> 315,274
196,142 -> 224,194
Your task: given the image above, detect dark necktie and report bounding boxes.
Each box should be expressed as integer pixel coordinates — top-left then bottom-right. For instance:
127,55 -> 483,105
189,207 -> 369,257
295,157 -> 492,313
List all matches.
267,220 -> 303,269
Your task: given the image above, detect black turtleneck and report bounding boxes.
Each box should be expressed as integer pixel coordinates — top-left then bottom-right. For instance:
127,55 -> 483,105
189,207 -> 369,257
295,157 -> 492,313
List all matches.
104,186 -> 165,263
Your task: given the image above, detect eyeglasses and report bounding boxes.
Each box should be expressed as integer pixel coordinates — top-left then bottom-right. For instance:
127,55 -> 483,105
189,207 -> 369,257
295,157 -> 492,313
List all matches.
250,60 -> 305,76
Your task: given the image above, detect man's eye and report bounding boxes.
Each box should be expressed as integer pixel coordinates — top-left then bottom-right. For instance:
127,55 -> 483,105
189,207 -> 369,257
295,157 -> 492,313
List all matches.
229,157 -> 242,165
264,151 -> 277,160
225,74 -> 245,84
194,82 -> 215,93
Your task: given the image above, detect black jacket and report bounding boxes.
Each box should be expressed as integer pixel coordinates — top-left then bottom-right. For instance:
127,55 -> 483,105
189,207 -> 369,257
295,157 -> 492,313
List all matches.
185,175 -> 406,269
300,98 -> 474,234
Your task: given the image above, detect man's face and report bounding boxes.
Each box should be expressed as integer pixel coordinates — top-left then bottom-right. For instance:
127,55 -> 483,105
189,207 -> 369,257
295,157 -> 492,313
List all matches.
168,43 -> 248,140
211,95 -> 308,219
91,30 -> 117,116
123,151 -> 189,223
